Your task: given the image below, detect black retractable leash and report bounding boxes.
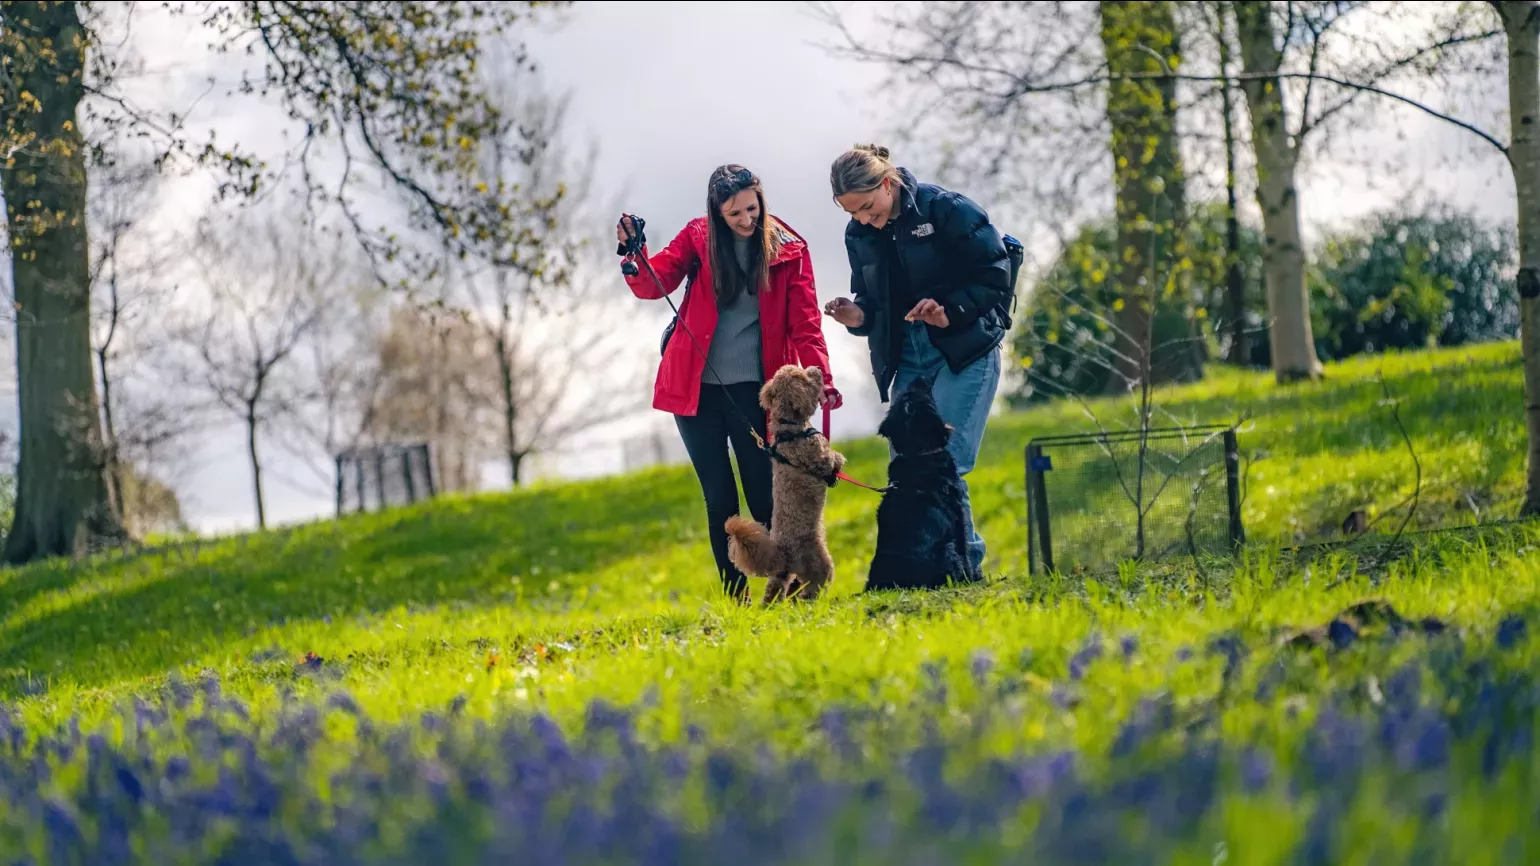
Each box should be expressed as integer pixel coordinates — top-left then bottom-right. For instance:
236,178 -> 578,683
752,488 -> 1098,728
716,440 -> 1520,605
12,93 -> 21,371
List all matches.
620,216 -> 770,454
619,215 -> 879,490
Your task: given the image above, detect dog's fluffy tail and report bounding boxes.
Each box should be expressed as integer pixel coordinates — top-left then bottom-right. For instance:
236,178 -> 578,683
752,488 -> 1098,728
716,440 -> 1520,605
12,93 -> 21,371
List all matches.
724,516 -> 784,577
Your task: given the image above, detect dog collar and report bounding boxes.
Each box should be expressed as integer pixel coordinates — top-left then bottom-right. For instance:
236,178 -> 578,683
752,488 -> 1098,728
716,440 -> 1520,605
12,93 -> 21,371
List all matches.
772,425 -> 821,443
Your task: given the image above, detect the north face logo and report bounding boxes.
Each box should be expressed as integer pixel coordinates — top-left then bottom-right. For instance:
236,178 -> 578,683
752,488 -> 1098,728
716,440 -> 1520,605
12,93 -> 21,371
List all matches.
911,223 -> 934,238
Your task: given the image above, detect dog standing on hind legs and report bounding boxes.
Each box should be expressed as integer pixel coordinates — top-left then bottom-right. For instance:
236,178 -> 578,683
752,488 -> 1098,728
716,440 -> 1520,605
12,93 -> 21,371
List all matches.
864,377 -> 982,592
725,365 -> 846,604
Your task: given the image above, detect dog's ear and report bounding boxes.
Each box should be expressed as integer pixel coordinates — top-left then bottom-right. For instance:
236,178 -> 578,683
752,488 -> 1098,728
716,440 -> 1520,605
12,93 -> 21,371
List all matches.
805,366 -> 824,391
759,376 -> 782,411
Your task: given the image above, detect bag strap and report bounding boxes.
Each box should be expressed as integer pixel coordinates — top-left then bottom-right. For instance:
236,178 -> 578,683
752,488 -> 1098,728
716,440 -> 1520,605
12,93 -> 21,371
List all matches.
677,253 -> 701,312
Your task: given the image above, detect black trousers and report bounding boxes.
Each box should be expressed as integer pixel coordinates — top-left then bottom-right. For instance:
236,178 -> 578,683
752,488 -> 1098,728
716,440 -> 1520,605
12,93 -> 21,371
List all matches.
675,382 -> 773,598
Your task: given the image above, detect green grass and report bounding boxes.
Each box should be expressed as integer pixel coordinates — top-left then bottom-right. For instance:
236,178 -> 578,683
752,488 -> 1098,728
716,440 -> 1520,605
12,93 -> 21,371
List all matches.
0,341 -> 1535,862
0,342 -> 1525,721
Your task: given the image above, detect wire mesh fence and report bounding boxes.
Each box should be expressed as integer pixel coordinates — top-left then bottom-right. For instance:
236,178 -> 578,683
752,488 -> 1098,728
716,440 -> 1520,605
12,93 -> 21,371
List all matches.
1026,425 -> 1243,575
335,443 -> 438,516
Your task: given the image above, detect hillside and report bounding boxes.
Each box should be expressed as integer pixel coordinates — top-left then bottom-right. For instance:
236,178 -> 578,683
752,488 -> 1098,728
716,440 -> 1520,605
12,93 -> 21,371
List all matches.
0,342 -> 1535,864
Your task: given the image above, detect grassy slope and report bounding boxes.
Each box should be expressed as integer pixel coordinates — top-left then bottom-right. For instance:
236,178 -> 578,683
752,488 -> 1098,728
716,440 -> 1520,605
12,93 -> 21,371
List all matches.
0,341 -> 1537,862
0,341 -> 1523,730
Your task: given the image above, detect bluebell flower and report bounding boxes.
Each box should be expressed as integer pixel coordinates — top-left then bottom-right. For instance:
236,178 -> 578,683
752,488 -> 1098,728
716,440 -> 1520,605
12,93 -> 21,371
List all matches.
1411,715 -> 1451,771
115,766 -> 144,803
1496,614 -> 1528,650
1327,618 -> 1357,650
1206,632 -> 1247,679
969,649 -> 995,683
1239,747 -> 1272,793
1111,695 -> 1175,758
1068,634 -> 1102,681
1254,661 -> 1285,704
326,692 -> 361,715
42,798 -> 82,862
919,661 -> 948,703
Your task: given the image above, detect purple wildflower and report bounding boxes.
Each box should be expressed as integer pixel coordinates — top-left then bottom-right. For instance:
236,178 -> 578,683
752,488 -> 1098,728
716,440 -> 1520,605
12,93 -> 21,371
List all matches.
1496,614 -> 1528,650
1068,634 -> 1103,680
969,650 -> 995,683
1239,747 -> 1272,793
1327,619 -> 1357,650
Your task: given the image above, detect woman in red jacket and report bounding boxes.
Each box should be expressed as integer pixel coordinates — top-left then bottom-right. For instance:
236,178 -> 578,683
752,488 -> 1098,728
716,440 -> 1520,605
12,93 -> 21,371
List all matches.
618,164 -> 841,602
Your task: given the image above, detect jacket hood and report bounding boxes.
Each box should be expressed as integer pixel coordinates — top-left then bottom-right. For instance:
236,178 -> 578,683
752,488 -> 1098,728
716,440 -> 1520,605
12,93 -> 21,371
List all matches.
767,217 -> 808,266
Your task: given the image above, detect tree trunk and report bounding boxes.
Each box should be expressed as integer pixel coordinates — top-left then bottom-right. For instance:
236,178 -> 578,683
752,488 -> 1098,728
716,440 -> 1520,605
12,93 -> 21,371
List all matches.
246,409 -> 266,530
495,311 -> 520,488
96,341 -> 123,521
1099,0 -> 1200,394
1218,7 -> 1248,366
1501,0 -> 1540,516
1,1 -> 127,564
1233,1 -> 1323,384
97,269 -> 125,521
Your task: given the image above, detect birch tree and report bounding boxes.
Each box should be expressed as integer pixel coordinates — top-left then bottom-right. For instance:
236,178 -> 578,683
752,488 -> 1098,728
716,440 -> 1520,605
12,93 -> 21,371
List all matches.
817,0 -> 1497,385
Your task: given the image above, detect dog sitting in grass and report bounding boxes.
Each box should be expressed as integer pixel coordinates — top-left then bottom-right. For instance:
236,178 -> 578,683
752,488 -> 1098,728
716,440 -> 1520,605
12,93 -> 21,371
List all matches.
725,365 -> 845,604
864,377 -> 981,592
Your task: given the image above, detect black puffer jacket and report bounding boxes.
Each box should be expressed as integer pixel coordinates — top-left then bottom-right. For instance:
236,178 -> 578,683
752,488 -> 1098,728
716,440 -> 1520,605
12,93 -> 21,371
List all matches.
842,168 -> 1014,402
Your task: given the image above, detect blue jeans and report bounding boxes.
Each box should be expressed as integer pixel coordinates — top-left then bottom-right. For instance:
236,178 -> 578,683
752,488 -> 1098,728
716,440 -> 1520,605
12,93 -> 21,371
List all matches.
890,321 -> 1002,574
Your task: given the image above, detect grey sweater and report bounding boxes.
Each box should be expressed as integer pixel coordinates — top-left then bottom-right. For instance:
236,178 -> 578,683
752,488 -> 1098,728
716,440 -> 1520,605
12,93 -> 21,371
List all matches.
703,235 -> 764,386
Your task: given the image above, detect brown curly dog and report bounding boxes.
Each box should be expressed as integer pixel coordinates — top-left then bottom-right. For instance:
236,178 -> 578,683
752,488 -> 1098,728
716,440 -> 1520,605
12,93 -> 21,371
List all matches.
725,365 -> 846,604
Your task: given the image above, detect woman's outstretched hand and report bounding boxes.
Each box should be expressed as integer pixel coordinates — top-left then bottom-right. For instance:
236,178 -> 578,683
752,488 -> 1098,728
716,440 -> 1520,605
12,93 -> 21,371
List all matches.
824,297 -> 864,328
821,386 -> 844,411
905,298 -> 949,328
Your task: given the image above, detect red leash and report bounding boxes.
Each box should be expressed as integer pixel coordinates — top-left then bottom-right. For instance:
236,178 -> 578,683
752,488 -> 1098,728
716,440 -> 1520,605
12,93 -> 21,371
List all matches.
822,403 -> 889,493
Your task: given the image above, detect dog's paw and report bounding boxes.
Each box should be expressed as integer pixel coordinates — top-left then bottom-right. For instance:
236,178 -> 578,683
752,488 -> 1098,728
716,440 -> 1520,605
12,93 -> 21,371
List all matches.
830,450 -> 847,474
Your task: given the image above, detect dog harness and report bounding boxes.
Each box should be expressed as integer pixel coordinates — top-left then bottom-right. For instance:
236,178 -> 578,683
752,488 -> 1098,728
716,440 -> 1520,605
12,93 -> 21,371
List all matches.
768,423 -> 839,487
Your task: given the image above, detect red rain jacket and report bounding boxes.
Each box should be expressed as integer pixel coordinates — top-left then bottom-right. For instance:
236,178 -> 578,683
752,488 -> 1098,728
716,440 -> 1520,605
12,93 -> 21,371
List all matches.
624,216 -> 835,417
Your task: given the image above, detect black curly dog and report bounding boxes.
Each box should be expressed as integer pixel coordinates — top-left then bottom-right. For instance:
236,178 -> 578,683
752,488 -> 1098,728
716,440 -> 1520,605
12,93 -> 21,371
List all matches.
864,378 -> 983,592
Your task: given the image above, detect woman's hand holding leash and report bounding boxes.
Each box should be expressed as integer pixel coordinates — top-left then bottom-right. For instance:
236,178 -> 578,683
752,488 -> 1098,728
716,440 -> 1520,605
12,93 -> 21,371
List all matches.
616,214 -> 644,249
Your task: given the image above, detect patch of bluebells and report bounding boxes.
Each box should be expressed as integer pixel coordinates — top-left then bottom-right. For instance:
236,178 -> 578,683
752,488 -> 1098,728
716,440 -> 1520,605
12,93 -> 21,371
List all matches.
0,614 -> 1536,864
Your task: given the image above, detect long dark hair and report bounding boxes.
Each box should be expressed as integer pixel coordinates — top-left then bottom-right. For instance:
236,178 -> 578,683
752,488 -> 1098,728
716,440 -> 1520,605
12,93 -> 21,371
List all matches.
706,164 -> 781,305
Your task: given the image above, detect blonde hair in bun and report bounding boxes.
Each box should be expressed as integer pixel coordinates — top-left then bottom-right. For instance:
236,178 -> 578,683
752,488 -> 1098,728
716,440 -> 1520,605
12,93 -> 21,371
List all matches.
830,143 -> 902,198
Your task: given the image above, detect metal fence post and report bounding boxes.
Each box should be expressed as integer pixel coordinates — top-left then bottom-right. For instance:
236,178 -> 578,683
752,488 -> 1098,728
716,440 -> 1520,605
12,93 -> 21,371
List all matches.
422,443 -> 438,498
1027,441 -> 1054,575
334,454 -> 345,517
1224,428 -> 1245,548
401,447 -> 417,505
1025,444 -> 1036,576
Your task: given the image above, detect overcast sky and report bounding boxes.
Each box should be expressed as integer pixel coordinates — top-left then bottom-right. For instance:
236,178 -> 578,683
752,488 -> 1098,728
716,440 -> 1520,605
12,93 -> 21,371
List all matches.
0,1 -> 1519,535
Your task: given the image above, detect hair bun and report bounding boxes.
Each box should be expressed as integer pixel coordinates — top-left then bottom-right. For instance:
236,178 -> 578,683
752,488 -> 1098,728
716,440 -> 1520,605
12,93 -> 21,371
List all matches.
855,143 -> 891,160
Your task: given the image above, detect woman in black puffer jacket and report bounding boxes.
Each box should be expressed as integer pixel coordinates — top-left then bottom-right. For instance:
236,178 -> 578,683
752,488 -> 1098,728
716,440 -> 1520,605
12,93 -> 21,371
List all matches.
823,144 -> 1014,578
